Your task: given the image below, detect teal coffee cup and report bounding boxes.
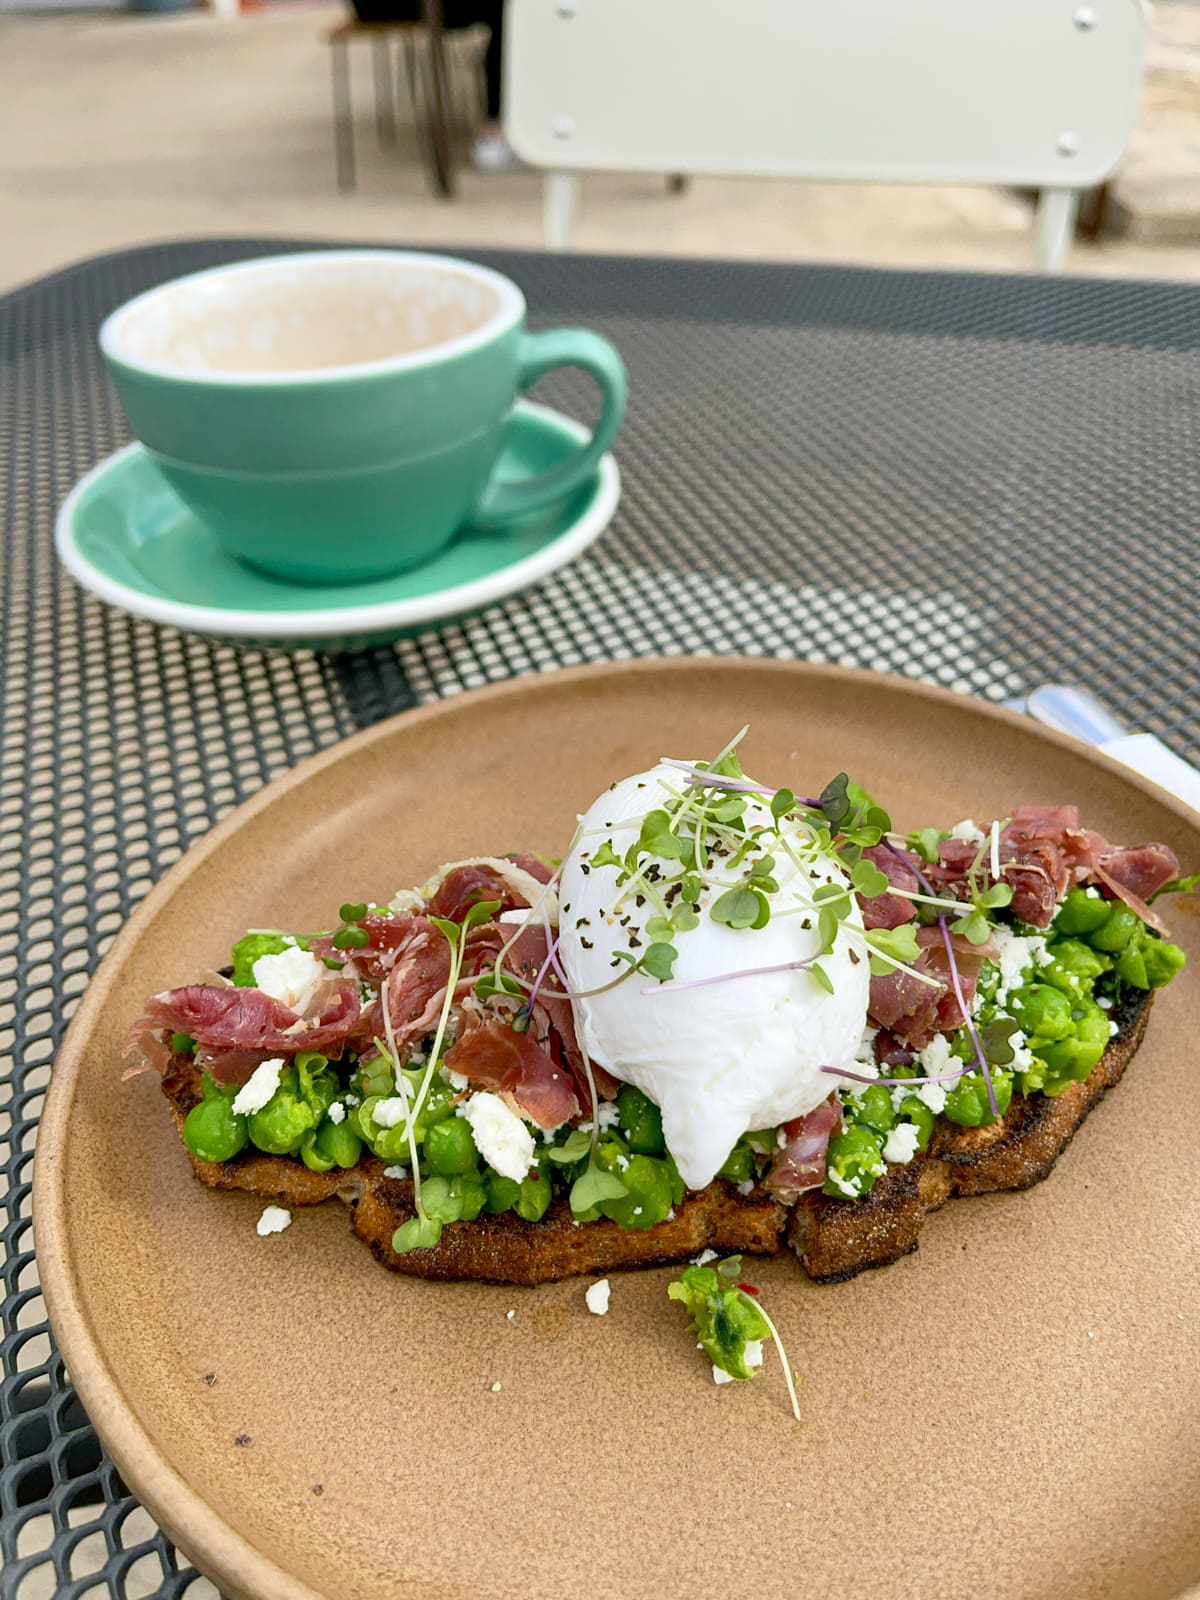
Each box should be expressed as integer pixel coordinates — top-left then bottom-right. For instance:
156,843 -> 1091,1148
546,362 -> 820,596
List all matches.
99,250 -> 627,583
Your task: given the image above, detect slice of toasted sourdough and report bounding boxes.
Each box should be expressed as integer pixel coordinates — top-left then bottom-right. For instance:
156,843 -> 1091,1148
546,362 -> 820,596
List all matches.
158,987 -> 1152,1287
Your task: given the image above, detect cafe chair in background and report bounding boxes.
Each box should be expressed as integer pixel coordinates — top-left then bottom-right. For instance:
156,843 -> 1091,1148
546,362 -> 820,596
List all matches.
329,2 -> 486,198
502,0 -> 1148,272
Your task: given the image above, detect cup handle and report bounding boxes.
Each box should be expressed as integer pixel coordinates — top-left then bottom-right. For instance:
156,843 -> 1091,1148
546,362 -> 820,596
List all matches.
471,328 -> 627,527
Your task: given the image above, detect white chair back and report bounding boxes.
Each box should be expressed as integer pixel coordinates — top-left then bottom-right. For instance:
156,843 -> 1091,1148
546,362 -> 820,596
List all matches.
503,0 -> 1148,270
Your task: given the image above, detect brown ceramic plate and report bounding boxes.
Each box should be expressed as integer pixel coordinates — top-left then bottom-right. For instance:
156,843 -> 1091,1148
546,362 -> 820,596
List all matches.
35,659 -> 1200,1600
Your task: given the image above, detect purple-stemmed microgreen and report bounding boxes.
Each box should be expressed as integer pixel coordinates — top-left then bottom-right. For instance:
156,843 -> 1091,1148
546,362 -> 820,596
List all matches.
823,1064 -> 973,1089
660,761 -> 776,798
515,904 -> 562,1029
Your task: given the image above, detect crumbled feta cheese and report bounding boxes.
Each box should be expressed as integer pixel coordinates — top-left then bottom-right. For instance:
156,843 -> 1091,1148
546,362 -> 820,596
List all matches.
579,1102 -> 621,1132
372,1097 -> 410,1129
443,1068 -> 470,1091
327,1101 -> 346,1125
232,1057 -> 284,1117
736,1179 -> 756,1197
1098,996 -> 1112,1011
949,819 -> 986,845
458,1092 -> 535,1182
882,1122 -> 921,1165
343,1093 -> 361,1106
585,1279 -> 611,1315
256,1205 -> 291,1236
382,1164 -> 408,1179
1109,1020 -> 1119,1036
251,946 -> 326,1014
918,1033 -> 953,1075
693,1248 -> 718,1265
498,908 -> 533,925
1008,1027 -> 1034,1074
913,1079 -> 948,1115
912,1032 -> 956,1110
991,926 -> 1050,1005
826,1168 -> 858,1199
712,1341 -> 761,1385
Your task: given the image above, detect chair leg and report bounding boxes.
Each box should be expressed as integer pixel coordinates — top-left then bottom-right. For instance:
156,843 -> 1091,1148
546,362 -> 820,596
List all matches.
543,171 -> 579,250
421,1 -> 457,197
331,37 -> 356,193
372,33 -> 397,147
1034,187 -> 1078,274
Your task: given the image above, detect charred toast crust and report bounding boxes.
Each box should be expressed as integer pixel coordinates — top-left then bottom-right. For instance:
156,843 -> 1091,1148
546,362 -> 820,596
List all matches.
787,986 -> 1153,1282
159,987 -> 1152,1285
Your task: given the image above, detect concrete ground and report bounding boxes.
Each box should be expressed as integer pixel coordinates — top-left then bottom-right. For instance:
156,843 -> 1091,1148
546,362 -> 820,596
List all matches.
1,0 -> 1200,293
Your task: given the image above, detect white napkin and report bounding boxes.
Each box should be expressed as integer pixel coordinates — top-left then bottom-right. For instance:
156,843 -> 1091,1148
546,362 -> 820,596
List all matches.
1097,733 -> 1200,818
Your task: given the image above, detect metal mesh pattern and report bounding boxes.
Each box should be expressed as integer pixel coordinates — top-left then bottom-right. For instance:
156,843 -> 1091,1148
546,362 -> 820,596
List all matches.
2,240 -> 1198,1597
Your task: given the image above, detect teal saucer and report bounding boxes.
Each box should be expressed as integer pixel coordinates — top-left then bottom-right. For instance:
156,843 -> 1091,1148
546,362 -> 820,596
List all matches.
56,401 -> 621,652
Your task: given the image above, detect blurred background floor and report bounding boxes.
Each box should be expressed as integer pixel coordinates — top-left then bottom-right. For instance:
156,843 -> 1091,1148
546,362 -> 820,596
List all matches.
0,0 -> 1198,295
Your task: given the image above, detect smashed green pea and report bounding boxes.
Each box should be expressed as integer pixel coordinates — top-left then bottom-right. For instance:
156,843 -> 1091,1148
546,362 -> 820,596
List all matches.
247,1069 -> 317,1155
424,1116 -> 479,1176
845,1083 -> 897,1136
942,1067 -> 1014,1127
1088,903 -> 1141,953
598,1152 -> 675,1229
421,1173 -> 486,1224
667,1265 -> 769,1382
1054,887 -> 1110,938
897,1094 -> 935,1151
182,1095 -> 247,1164
823,1125 -> 886,1198
617,1083 -> 665,1155
716,1141 -> 756,1184
1011,984 -> 1073,1044
1043,938 -> 1111,996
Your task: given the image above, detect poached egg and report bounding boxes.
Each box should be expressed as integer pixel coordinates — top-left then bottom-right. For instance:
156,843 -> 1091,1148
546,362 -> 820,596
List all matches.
557,760 -> 870,1192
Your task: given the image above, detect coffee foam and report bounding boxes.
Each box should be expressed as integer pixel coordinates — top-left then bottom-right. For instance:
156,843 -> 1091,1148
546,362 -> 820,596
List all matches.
112,259 -> 505,375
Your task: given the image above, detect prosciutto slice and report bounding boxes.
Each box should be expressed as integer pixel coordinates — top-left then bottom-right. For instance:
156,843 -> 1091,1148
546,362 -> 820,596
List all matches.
766,1096 -> 843,1197
427,864 -> 525,921
377,923 -> 455,1052
867,925 -> 996,1047
923,805 -> 1179,932
1096,842 -> 1178,900
443,1010 -> 578,1129
457,920 -> 620,1105
857,843 -> 919,930
125,982 -> 366,1084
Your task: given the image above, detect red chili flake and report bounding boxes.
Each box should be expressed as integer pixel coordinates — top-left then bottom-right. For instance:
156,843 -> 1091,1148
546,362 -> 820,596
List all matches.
737,1282 -> 760,1296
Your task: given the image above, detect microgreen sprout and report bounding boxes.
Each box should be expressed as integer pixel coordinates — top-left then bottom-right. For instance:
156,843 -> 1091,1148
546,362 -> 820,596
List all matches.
391,897 -> 500,1251
882,840 -> 999,1117
668,1256 -> 801,1421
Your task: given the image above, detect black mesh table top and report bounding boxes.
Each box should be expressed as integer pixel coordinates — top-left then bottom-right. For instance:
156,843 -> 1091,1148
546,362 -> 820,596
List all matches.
3,239 -> 1199,1598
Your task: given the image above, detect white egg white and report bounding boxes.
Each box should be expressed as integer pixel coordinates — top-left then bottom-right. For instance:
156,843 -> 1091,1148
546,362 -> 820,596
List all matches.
557,761 -> 871,1191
